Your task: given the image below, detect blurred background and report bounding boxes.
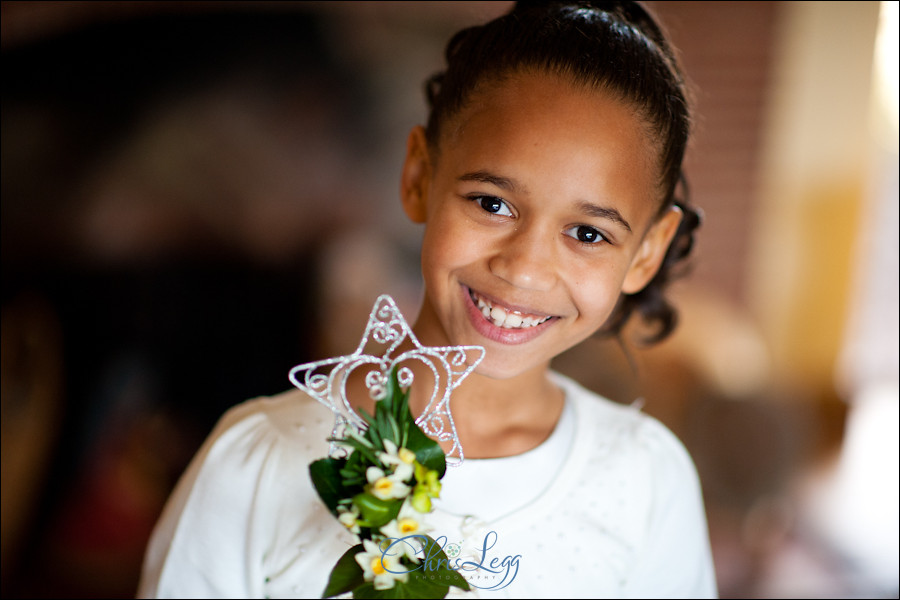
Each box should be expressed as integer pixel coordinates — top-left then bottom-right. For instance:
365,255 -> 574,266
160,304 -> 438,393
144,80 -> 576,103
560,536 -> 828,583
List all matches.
1,1 -> 897,597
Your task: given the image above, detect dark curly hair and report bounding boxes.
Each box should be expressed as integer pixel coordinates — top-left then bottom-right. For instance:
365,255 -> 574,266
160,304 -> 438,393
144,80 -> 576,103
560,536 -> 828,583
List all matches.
422,0 -> 701,344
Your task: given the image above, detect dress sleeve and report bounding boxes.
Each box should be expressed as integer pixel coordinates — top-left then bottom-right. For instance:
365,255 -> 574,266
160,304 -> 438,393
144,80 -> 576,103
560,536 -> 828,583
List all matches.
137,399 -> 293,599
622,418 -> 719,599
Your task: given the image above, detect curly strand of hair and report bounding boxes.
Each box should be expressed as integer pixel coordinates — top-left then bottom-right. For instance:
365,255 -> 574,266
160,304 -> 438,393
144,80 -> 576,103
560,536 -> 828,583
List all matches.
603,173 -> 702,345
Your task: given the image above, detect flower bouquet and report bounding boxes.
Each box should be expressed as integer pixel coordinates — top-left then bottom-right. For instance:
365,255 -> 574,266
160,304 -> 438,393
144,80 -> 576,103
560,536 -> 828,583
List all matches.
309,367 -> 471,598
290,295 -> 483,598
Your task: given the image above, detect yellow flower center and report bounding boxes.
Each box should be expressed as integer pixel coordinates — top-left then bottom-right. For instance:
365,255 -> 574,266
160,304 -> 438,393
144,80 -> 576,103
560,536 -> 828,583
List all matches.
398,517 -> 419,534
370,556 -> 387,576
399,448 -> 416,464
373,478 -> 393,494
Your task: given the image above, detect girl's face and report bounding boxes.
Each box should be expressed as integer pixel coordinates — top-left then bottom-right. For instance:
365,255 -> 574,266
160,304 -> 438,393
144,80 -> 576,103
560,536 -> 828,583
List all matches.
402,71 -> 682,379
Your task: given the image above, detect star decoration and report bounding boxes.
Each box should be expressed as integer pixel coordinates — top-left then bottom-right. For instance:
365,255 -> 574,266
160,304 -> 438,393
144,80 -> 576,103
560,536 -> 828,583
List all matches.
289,294 -> 485,464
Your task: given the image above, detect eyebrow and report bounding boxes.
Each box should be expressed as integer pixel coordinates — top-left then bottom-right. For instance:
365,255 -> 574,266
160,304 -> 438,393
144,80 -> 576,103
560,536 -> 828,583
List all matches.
576,201 -> 632,232
459,170 -> 632,232
459,171 -> 526,194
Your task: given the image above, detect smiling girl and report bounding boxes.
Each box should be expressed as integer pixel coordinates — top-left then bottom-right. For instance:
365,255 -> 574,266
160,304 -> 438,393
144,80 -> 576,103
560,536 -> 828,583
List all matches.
140,2 -> 716,597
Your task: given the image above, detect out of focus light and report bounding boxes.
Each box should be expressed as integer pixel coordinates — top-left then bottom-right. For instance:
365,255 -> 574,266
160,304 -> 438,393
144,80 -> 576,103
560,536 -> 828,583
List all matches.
809,383 -> 900,593
872,0 -> 899,147
817,2 -> 900,595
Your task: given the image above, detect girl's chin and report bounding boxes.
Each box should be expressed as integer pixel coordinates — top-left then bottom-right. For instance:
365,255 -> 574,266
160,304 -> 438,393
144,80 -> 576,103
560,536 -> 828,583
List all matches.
468,351 -> 551,381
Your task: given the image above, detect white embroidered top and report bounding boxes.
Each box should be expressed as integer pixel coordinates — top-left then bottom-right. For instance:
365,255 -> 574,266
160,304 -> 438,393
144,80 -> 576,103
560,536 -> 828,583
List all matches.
138,373 -> 717,599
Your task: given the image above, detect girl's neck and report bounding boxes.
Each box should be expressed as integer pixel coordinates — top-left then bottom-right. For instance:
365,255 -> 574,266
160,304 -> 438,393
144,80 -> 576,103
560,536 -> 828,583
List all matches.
408,361 -> 566,459
343,339 -> 566,459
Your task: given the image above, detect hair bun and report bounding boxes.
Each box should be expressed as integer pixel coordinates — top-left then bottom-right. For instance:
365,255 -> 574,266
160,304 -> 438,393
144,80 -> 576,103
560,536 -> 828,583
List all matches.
512,1 -> 642,16
511,1 -> 668,49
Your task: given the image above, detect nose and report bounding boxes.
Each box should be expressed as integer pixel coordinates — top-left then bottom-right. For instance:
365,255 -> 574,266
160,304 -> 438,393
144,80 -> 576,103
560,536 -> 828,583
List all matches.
488,225 -> 558,291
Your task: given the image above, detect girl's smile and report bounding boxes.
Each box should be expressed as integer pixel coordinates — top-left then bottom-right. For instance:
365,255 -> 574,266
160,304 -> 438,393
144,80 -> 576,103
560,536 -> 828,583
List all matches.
401,70 -> 682,380
462,284 -> 558,345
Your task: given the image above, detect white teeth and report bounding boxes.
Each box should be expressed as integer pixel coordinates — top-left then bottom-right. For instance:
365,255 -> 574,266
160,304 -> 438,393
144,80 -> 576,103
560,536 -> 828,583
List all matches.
472,291 -> 550,330
504,313 -> 523,328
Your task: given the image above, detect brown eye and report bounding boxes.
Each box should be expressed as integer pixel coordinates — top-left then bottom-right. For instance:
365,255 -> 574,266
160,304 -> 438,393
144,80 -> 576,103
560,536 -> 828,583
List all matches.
471,195 -> 513,217
564,225 -> 606,244
482,198 -> 502,213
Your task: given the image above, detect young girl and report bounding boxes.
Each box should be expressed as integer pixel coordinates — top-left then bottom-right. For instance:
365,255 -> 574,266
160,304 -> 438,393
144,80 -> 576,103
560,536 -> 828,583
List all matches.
139,1 -> 717,597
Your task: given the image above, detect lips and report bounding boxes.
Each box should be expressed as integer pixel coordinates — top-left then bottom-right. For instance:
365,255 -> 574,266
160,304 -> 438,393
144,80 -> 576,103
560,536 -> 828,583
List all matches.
462,286 -> 557,344
469,289 -> 552,329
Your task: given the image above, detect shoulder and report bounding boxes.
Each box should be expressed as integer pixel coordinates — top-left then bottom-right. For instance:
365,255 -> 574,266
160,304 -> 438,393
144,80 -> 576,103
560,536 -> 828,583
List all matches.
154,386 -> 337,521
554,371 -> 695,473
198,388 -> 336,468
138,389 -> 341,598
551,373 -> 717,597
216,387 -> 334,441
154,387 -> 338,549
552,371 -> 704,532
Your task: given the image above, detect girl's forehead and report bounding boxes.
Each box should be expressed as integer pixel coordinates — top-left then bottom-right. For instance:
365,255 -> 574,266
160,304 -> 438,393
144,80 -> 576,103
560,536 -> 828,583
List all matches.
434,71 -> 663,225
443,72 -> 658,172
446,70 -> 657,157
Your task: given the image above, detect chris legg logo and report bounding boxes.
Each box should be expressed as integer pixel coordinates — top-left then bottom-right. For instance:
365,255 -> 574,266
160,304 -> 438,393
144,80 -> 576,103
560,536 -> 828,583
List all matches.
380,531 -> 521,591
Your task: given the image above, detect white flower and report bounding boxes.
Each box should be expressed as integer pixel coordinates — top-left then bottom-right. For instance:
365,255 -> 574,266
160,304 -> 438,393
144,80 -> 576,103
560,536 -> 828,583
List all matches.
337,505 -> 361,535
379,439 -> 416,481
366,465 -> 411,500
381,440 -> 417,466
355,538 -> 408,590
380,500 -> 433,561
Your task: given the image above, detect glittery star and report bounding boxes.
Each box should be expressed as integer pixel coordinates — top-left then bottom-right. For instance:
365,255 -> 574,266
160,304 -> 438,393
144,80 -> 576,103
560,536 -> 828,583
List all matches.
289,294 -> 485,464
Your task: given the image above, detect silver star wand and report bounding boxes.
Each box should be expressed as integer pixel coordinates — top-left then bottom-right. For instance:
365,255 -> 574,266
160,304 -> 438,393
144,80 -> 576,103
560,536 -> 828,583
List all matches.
289,295 -> 485,465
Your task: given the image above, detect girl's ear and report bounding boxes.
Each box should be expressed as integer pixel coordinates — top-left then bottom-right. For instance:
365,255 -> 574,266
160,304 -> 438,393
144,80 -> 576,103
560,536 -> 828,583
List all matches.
622,206 -> 683,294
400,126 -> 431,224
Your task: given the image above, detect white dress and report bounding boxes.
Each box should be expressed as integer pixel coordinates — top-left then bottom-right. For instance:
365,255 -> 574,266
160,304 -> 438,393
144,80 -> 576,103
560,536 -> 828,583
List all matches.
138,372 -> 718,599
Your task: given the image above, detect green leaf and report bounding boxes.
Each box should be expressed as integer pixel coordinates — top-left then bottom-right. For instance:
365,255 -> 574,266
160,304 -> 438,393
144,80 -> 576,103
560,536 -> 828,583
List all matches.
375,406 -> 396,447
382,367 -> 402,417
352,582 -> 405,599
341,437 -> 374,456
378,368 -> 446,478
339,474 -> 367,488
339,464 -> 363,478
309,457 -> 347,515
373,375 -> 404,450
356,406 -> 385,451
322,544 -> 366,598
351,577 -> 442,599
356,404 -> 378,429
349,565 -> 468,599
404,422 -> 446,478
403,571 -> 450,599
340,434 -> 381,467
353,493 -> 402,529
413,535 -> 470,593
